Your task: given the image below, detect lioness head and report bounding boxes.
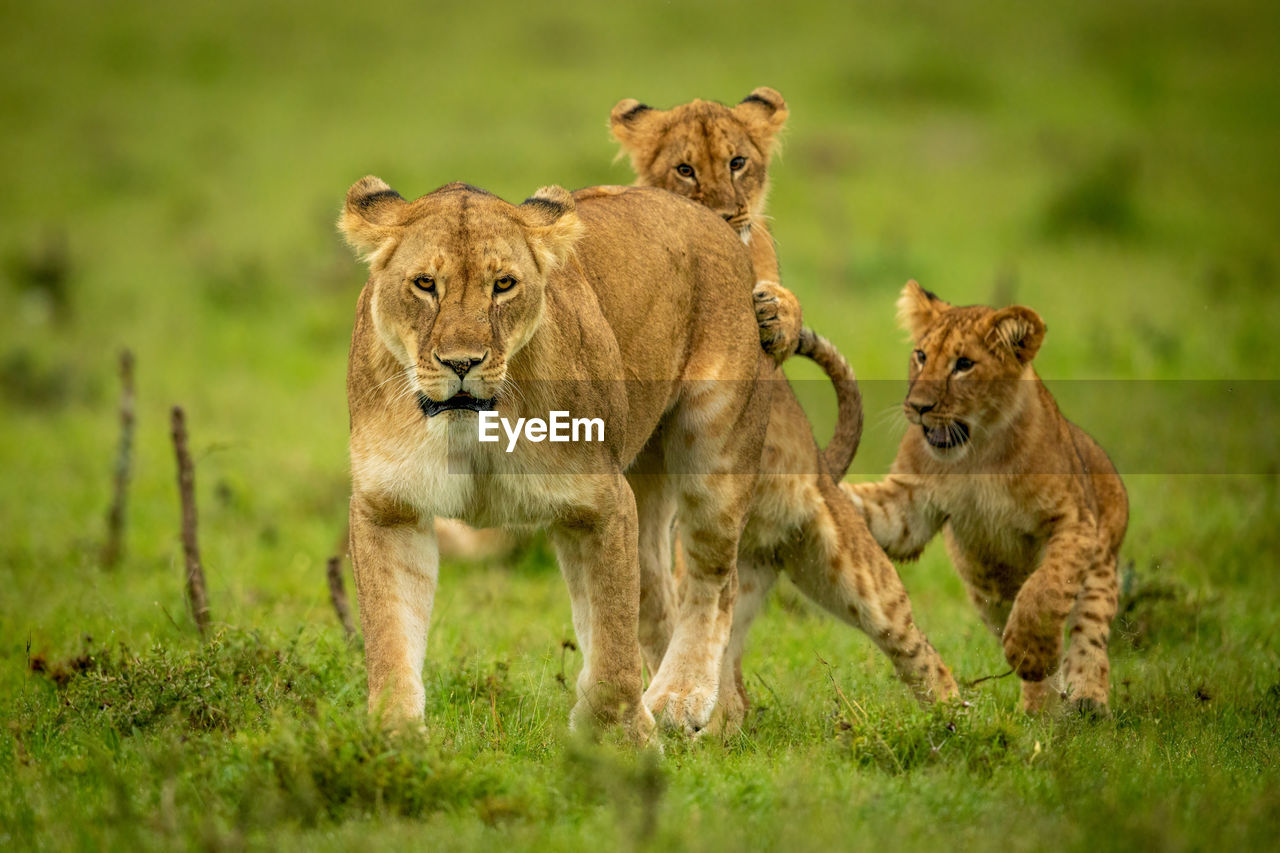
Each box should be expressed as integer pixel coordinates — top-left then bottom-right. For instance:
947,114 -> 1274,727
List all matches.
340,177 -> 582,416
895,280 -> 1046,458
609,87 -> 787,239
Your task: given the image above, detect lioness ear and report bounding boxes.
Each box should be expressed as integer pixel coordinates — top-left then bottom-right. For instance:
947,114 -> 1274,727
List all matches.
520,186 -> 584,272
896,280 -> 948,340
985,306 -> 1046,364
609,98 -> 661,149
733,87 -> 789,152
340,175 -> 406,267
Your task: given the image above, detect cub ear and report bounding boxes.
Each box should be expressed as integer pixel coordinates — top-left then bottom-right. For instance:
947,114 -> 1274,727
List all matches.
733,86 -> 789,151
896,280 -> 948,340
985,305 -> 1046,364
519,186 -> 584,272
340,175 -> 406,266
609,98 -> 660,149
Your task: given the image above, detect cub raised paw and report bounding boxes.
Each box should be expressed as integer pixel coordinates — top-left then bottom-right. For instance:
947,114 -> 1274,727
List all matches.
753,280 -> 803,363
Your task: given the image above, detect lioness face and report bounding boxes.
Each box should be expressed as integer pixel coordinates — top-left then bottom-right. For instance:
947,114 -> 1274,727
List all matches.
896,280 -> 1046,459
610,87 -> 788,239
341,179 -> 581,416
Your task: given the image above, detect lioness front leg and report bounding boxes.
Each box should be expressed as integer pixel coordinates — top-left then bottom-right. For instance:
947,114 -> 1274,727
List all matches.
643,471 -> 750,733
349,498 -> 439,726
549,477 -> 653,741
642,375 -> 769,733
1002,521 -> 1099,683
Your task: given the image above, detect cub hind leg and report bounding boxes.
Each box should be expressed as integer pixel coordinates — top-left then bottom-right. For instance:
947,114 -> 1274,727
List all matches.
782,473 -> 959,703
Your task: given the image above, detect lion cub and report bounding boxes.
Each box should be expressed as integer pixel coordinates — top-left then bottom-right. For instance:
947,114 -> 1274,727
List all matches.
845,281 -> 1128,714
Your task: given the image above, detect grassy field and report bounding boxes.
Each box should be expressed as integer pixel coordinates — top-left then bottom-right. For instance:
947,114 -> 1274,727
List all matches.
2,0 -> 1278,849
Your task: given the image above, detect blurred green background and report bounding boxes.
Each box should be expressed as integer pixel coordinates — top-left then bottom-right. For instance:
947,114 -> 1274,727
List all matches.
2,0 -> 1278,849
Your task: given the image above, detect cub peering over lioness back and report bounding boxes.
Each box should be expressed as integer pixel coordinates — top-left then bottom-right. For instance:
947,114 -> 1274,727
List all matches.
610,86 -> 863,476
341,177 -> 776,736
845,281 -> 1129,714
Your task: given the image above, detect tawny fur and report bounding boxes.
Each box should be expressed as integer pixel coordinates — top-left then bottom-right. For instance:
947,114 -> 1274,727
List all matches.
845,281 -> 1128,714
609,86 -> 862,476
341,178 -> 778,738
612,90 -> 956,730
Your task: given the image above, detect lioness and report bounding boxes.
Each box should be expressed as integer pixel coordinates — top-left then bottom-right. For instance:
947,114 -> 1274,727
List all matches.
611,89 -> 958,727
845,281 -> 1129,714
341,177 -> 775,736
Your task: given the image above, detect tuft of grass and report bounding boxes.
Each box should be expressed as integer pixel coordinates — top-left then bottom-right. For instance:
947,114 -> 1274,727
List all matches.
22,629 -> 334,736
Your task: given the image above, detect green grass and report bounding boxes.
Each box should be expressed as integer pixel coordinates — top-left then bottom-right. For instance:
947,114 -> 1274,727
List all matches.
2,0 -> 1278,849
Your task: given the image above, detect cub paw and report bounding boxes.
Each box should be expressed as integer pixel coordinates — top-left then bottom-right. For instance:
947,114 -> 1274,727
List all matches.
643,682 -> 718,735
1001,606 -> 1063,683
753,281 -> 802,363
1066,695 -> 1110,720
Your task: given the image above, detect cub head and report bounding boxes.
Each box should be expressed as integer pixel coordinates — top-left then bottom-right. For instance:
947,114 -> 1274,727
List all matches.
610,86 -> 787,239
896,280 -> 1046,459
340,176 -> 582,416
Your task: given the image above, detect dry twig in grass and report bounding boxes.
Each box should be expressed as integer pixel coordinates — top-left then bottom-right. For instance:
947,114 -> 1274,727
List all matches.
326,555 -> 357,641
101,349 -> 135,569
171,406 -> 210,637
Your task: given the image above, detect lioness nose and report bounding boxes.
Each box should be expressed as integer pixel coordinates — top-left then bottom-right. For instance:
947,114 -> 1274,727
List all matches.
435,352 -> 486,379
909,400 -> 936,416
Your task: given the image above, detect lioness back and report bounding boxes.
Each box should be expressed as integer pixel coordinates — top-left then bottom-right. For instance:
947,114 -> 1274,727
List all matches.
569,186 -> 758,381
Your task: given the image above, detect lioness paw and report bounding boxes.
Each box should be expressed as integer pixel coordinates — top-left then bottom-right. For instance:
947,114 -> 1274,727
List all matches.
643,682 -> 719,735
754,281 -> 802,363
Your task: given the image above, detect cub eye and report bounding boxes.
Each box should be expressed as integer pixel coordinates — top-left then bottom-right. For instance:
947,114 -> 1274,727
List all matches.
675,163 -> 695,179
729,156 -> 747,172
411,274 -> 436,294
913,349 -> 927,366
954,356 -> 975,373
493,275 -> 518,293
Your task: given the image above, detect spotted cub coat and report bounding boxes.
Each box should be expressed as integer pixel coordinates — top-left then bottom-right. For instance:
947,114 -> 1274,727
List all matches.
845,281 -> 1128,714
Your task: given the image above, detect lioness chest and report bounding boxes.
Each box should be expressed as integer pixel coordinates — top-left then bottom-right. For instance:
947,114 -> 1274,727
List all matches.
352,413 -> 600,528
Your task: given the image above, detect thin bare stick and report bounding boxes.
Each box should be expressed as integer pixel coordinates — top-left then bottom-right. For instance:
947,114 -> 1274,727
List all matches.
326,555 -> 356,640
101,349 -> 135,569
171,406 -> 210,637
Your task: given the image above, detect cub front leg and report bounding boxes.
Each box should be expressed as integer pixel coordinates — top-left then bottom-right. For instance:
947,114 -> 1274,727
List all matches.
1060,551 -> 1120,715
842,476 -> 944,561
1002,521 -> 1099,683
349,497 -> 439,726
549,477 -> 653,742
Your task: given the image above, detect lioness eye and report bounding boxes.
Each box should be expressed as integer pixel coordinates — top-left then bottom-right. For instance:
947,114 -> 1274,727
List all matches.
412,274 -> 436,294
913,349 -> 926,366
676,163 -> 695,178
954,356 -> 974,372
493,275 -> 517,293
729,156 -> 747,172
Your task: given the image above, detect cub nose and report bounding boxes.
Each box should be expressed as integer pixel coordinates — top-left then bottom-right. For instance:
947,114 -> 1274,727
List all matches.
435,352 -> 487,379
908,400 -> 936,416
